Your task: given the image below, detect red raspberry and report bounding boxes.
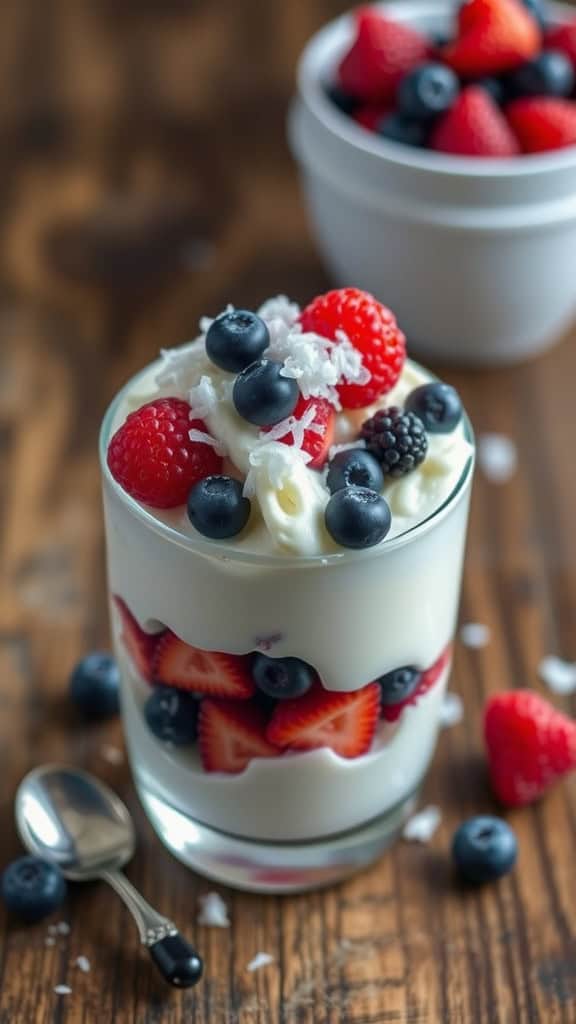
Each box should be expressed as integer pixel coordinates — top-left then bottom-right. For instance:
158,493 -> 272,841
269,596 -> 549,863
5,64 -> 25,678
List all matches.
338,8 -> 429,104
484,690 -> 576,807
506,97 -> 576,153
300,288 -> 406,410
107,397 -> 222,508
431,87 -> 520,157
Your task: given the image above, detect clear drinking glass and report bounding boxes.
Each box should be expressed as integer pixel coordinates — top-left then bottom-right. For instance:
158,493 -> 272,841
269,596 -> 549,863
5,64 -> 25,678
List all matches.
100,364 -> 475,893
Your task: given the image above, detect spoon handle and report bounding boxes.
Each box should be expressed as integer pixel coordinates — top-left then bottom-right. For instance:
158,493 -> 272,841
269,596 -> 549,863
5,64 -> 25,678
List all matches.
101,869 -> 203,988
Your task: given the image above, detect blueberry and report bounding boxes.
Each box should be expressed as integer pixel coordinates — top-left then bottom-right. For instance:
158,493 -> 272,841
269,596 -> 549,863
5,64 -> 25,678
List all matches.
452,816 -> 518,884
476,77 -> 507,105
206,310 -> 270,374
326,449 -> 384,495
326,83 -> 359,116
232,359 -> 299,427
405,382 -> 462,434
379,666 -> 421,706
69,651 -> 120,718
252,653 -> 314,700
325,487 -> 391,550
187,475 -> 251,540
378,113 -> 430,148
1,856 -> 67,922
398,63 -> 459,119
506,50 -> 574,99
144,686 -> 199,745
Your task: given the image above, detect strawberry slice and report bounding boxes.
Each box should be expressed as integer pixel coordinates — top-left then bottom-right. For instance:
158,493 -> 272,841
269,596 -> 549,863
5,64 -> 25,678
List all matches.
381,645 -> 452,723
113,596 -> 162,683
267,682 -> 380,759
199,699 -> 279,773
153,633 -> 254,699
262,395 -> 335,469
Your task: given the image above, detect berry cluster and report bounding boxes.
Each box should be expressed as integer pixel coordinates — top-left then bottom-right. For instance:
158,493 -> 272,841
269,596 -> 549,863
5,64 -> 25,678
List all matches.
329,1 -> 576,156
114,595 -> 450,775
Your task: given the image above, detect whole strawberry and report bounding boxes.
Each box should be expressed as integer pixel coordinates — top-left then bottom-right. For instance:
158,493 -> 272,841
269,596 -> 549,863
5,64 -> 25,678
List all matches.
442,0 -> 541,77
506,97 -> 576,152
484,690 -> 576,806
107,397 -> 223,508
299,287 -> 406,409
338,7 -> 429,104
431,86 -> 520,156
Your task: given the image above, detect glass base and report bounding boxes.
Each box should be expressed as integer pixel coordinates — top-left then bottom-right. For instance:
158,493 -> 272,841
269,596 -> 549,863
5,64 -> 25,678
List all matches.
136,782 -> 419,893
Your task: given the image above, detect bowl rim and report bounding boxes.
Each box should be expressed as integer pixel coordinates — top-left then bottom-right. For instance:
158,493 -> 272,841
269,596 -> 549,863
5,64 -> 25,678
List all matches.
297,0 -> 576,180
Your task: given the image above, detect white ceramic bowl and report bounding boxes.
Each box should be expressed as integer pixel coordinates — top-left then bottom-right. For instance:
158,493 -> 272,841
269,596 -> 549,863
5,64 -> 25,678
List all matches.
289,1 -> 576,365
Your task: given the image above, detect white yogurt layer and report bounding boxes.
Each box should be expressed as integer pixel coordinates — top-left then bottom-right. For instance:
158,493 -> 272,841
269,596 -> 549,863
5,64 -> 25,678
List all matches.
111,297 -> 472,557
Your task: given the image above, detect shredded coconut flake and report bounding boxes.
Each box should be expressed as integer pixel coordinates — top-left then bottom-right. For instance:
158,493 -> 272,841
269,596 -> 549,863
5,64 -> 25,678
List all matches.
199,303 -> 234,336
403,805 -> 441,843
539,655 -> 576,695
155,339 -> 206,395
460,623 -> 491,649
258,295 -> 300,327
246,952 -> 275,973
75,956 -> 91,973
197,892 -> 230,928
188,374 -> 221,421
266,324 -> 370,409
188,427 -> 227,456
478,433 -> 517,483
243,442 -> 311,499
260,403 -> 319,448
440,692 -> 464,728
100,744 -> 124,765
54,985 -> 72,996
56,921 -> 71,936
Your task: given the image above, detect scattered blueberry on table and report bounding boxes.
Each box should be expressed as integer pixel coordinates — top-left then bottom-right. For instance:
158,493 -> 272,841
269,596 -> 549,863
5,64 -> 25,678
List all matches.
1,856 -> 67,922
452,816 -> 518,883
69,652 -> 120,719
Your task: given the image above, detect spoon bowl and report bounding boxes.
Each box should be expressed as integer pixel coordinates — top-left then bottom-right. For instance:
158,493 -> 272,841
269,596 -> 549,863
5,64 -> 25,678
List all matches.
16,764 -> 135,879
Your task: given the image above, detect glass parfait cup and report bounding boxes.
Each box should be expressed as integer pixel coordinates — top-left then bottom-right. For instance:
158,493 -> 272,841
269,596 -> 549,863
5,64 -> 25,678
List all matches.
100,364 -> 475,893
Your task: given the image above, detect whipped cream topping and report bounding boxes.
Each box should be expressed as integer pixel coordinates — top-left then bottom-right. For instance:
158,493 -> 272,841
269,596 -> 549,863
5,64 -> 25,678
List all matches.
113,296 -> 473,556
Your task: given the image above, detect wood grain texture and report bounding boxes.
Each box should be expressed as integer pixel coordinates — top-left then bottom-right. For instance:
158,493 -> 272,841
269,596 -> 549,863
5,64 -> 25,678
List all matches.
0,1 -> 575,1021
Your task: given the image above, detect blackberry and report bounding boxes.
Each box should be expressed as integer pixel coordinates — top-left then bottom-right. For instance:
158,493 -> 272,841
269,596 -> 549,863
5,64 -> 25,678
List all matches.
360,407 -> 428,478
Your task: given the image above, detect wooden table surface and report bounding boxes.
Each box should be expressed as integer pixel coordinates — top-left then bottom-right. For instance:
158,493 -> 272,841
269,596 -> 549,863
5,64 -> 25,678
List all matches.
1,1 -> 576,1021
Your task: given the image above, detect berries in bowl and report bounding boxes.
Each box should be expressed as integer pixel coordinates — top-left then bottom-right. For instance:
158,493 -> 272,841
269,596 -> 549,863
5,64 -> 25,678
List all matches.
289,1 -> 576,364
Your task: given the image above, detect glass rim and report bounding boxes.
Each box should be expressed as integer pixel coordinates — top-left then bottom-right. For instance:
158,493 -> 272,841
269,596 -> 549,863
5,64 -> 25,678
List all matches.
99,359 -> 475,570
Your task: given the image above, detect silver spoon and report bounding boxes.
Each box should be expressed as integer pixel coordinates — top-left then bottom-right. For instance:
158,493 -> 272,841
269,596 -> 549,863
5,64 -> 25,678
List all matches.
15,763 -> 203,988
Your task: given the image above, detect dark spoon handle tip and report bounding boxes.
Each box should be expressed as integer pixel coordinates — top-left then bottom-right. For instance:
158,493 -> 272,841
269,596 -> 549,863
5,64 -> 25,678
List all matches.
149,932 -> 203,988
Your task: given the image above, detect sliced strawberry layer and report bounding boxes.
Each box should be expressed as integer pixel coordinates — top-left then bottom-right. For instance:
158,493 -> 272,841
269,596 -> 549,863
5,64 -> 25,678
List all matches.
199,699 -> 279,774
261,395 -> 335,469
153,632 -> 254,699
267,682 -> 380,759
113,596 -> 162,683
381,645 -> 452,723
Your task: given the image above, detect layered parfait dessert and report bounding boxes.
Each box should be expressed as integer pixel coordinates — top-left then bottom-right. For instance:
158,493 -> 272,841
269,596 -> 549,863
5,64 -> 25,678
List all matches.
101,287 -> 474,890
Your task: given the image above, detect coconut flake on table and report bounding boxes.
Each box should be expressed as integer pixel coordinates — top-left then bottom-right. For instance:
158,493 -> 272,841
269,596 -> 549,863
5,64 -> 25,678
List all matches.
246,952 -> 275,973
478,434 -> 517,483
402,805 -> 442,843
440,692 -> 464,728
56,921 -> 71,936
54,985 -> 72,996
539,655 -> 576,695
460,623 -> 491,649
75,956 -> 91,973
197,892 -> 230,928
